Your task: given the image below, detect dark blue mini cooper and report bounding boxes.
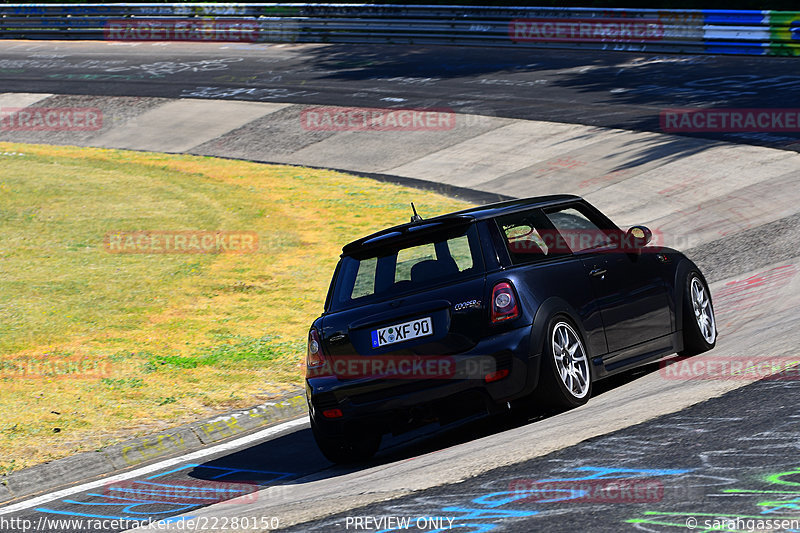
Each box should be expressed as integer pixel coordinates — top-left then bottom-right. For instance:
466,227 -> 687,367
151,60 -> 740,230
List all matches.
305,195 -> 716,463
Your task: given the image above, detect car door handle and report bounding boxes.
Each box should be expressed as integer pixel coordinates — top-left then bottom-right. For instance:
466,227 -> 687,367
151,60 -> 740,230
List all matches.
589,268 -> 607,278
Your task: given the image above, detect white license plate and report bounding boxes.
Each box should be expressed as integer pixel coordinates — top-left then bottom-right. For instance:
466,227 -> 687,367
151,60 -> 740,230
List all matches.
371,317 -> 433,348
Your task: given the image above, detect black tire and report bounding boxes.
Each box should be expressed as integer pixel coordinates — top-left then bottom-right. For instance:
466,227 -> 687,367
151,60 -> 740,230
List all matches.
679,272 -> 717,356
310,418 -> 381,464
535,315 -> 592,409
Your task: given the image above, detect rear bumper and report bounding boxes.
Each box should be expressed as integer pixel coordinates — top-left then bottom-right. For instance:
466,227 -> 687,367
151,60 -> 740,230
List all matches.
307,323 -> 539,436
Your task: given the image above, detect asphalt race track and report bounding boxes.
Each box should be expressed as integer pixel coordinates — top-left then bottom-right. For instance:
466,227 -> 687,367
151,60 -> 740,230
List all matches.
0,41 -> 799,533
2,40 -> 800,151
287,371 -> 800,533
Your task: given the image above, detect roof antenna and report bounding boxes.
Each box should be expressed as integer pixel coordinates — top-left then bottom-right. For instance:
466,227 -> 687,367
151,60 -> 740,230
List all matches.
410,202 -> 423,223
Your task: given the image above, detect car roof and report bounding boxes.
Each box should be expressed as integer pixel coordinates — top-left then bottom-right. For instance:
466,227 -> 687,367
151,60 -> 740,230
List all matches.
342,194 -> 581,256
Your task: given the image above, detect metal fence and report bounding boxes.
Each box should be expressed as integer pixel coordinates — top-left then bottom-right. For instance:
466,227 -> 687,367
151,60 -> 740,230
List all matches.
1,4 -> 799,56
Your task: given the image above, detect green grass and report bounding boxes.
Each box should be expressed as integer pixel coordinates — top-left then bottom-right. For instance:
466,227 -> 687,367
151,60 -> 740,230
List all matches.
0,142 -> 472,473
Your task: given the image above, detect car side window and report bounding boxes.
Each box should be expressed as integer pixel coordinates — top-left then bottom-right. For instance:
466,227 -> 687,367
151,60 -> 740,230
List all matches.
545,206 -> 614,253
495,209 -> 560,265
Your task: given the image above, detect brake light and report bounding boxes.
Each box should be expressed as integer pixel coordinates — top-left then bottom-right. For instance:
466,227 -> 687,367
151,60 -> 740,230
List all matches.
491,281 -> 520,323
305,329 -> 331,378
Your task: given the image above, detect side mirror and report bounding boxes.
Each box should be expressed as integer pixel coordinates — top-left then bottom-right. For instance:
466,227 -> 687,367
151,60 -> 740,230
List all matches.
626,225 -> 652,249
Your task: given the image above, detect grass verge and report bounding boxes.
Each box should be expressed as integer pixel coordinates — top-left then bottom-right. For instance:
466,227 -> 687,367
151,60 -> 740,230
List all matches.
0,142 -> 471,474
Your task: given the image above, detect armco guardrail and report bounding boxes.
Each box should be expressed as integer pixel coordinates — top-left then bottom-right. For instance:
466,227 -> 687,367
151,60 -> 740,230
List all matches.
1,4 -> 799,56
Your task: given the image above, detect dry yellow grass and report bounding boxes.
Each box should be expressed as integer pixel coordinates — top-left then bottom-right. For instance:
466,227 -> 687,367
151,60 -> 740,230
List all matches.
0,142 -> 472,474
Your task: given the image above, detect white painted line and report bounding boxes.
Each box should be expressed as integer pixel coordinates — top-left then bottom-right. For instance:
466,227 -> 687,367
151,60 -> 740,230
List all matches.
0,416 -> 308,515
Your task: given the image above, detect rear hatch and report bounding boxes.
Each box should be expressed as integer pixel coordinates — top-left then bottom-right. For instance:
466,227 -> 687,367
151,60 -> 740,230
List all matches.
321,220 -> 488,383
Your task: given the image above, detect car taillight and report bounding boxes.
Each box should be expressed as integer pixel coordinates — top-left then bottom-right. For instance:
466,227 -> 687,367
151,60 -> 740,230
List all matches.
305,329 -> 330,378
491,281 -> 520,323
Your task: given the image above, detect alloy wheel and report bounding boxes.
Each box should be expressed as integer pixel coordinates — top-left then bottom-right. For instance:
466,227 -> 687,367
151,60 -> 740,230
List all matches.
551,321 -> 590,399
691,277 -> 716,344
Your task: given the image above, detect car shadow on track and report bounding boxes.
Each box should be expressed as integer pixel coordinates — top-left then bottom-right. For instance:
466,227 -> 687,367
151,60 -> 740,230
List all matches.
184,360 -> 663,492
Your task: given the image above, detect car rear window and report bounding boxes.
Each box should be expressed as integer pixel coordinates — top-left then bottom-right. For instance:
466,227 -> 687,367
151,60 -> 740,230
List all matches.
330,224 -> 483,310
